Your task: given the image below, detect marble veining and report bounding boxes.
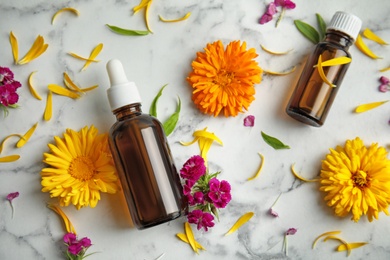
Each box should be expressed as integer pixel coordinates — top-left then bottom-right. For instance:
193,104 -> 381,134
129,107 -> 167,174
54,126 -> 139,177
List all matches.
1,0 -> 390,259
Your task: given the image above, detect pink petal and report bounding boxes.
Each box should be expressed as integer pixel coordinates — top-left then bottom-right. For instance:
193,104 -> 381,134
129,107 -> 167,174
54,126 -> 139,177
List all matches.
259,13 -> 273,24
243,115 -> 255,127
6,192 -> 19,201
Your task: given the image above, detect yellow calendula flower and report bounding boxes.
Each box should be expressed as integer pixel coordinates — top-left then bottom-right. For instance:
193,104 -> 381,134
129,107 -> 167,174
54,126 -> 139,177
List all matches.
187,40 -> 262,117
41,125 -> 119,209
320,137 -> 390,222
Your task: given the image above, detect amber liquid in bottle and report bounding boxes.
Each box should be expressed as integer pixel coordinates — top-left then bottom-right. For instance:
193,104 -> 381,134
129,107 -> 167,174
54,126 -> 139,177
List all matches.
286,30 -> 353,127
109,103 -> 185,229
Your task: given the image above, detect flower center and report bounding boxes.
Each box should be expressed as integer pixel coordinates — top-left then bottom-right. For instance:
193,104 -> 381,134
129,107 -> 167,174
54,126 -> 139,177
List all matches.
352,170 -> 369,188
215,70 -> 234,88
68,156 -> 95,181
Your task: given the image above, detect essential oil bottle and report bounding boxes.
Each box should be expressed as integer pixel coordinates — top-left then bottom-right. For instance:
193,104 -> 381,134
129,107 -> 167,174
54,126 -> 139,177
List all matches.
286,11 -> 362,127
106,59 -> 185,229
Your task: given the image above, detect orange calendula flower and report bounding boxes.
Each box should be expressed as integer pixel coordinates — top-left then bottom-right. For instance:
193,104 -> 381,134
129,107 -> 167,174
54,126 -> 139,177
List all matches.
41,125 -> 119,209
187,40 -> 262,117
320,137 -> 390,222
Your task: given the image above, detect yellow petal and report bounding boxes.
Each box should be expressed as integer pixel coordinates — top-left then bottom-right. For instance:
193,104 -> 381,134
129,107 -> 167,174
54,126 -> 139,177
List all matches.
291,163 -> 320,182
337,242 -> 368,251
80,85 -> 98,92
0,154 -> 20,163
0,134 -> 24,154
355,34 -> 382,59
133,0 -> 150,13
9,31 -> 18,64
47,203 -> 77,234
52,7 -> 80,24
44,91 -> 53,121
314,57 -> 351,67
247,153 -> 264,181
180,136 -> 200,146
145,0 -> 153,33
176,233 -> 206,250
27,71 -> 42,100
18,35 -> 48,65
159,12 -> 191,22
16,122 -> 38,148
323,235 -> 351,256
260,44 -> 292,55
184,222 -> 198,253
379,66 -> 390,72
263,66 -> 296,76
225,212 -> 254,236
48,84 -> 80,99
363,28 -> 388,45
63,72 -> 83,92
81,43 -> 103,71
193,129 -> 223,145
354,100 -> 389,113
317,55 -> 336,87
68,52 -> 100,62
312,230 -> 341,249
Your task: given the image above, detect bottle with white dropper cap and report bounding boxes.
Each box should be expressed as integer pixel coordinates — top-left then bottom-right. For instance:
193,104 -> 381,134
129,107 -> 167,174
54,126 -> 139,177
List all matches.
106,59 -> 185,229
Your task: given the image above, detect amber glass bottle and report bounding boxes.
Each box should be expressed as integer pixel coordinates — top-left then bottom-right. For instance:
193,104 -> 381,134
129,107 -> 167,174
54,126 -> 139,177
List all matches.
286,12 -> 362,126
106,59 -> 185,229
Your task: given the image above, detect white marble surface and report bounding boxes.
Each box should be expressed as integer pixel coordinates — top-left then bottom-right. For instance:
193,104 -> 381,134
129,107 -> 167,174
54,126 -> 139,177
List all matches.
1,0 -> 390,259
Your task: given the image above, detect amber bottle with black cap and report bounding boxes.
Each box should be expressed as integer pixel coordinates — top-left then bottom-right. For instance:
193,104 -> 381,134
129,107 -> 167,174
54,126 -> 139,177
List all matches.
286,11 -> 362,126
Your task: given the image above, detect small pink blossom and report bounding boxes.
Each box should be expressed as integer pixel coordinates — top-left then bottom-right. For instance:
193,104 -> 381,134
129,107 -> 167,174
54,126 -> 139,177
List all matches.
274,0 -> 296,9
286,227 -> 297,235
269,208 -> 279,217
6,192 -> 19,201
207,178 -> 232,208
187,209 -> 215,231
380,76 -> 390,85
259,2 -> 277,24
64,232 -> 93,258
243,115 -> 255,127
180,155 -> 206,182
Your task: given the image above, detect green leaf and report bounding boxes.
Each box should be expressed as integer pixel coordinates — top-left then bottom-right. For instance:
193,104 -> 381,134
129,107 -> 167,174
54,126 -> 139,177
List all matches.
294,20 -> 320,44
163,96 -> 181,136
149,84 -> 167,117
106,24 -> 150,36
261,131 -> 290,150
316,13 -> 327,41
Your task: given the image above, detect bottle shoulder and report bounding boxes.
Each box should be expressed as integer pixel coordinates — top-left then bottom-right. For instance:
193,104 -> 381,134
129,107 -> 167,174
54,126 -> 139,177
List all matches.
110,113 -> 163,133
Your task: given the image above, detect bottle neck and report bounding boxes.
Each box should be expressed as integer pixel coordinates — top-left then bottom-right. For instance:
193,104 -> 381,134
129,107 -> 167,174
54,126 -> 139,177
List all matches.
113,103 -> 142,121
324,29 -> 354,49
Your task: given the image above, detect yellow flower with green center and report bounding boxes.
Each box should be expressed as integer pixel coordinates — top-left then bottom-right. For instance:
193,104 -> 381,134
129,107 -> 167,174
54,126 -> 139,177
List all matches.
320,137 -> 390,222
41,125 -> 119,209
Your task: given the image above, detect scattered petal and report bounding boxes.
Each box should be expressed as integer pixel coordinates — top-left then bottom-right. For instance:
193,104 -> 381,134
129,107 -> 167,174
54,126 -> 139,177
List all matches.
6,191 -> 19,218
47,203 -> 77,234
379,76 -> 390,85
323,235 -> 351,256
224,212 -> 254,236
263,66 -> 296,75
16,122 -> 38,148
48,84 -> 80,99
291,163 -> 320,182
51,7 -> 80,24
355,34 -> 382,59
133,0 -> 150,13
159,12 -> 191,22
18,35 -> 48,65
379,66 -> 390,72
80,85 -> 98,92
286,228 -> 297,235
317,55 -> 335,87
243,115 -> 255,127
193,129 -> 223,145
106,24 -> 150,36
27,71 -> 42,100
9,31 -> 18,64
260,44 -> 292,55
63,72 -> 83,92
314,56 -> 352,67
312,230 -> 341,249
362,28 -> 388,45
81,43 -> 103,71
0,154 -> 20,163
269,208 -> 279,217
44,91 -> 53,121
337,242 -> 368,251
0,134 -> 24,153
247,153 -> 264,181
184,222 -> 198,253
261,131 -> 290,150
176,233 -> 206,250
145,0 -> 153,33
68,52 -> 100,62
354,100 -> 389,113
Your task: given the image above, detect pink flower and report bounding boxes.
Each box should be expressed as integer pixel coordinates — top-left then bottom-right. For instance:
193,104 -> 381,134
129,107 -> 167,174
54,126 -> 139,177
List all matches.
0,83 -> 20,106
286,228 -> 297,235
380,76 -> 390,85
207,178 -> 232,208
243,115 -> 255,127
63,232 -> 92,257
180,155 -> 206,182
269,208 -> 279,217
259,2 -> 277,24
183,179 -> 195,195
274,0 -> 296,9
6,192 -> 19,201
193,191 -> 204,204
187,209 -> 215,231
0,67 -> 14,84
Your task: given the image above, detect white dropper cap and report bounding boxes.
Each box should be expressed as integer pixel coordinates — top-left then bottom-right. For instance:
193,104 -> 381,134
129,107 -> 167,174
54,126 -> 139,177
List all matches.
327,11 -> 362,41
106,59 -> 142,111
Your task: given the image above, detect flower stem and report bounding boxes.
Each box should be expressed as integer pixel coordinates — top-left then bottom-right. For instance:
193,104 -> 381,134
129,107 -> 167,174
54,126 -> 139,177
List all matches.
275,8 -> 285,28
